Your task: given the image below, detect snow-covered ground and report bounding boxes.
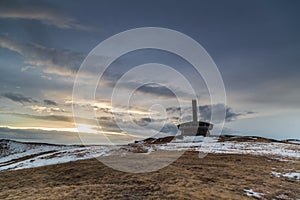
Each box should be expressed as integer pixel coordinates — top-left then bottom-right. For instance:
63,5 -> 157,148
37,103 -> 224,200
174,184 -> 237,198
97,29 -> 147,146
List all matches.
157,136 -> 300,158
0,140 -> 119,171
0,136 -> 299,172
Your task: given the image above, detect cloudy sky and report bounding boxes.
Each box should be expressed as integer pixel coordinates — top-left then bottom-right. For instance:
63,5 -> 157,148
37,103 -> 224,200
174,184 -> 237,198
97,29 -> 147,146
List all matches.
0,0 -> 299,144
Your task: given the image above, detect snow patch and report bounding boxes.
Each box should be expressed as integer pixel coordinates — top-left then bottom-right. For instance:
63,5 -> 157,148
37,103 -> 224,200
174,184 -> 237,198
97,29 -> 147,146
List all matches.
156,138 -> 300,158
282,172 -> 300,180
271,171 -> 300,181
244,189 -> 263,198
271,171 -> 281,178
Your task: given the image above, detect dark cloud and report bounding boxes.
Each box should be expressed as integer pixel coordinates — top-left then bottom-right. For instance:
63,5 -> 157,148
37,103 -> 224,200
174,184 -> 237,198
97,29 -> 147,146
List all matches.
43,99 -> 57,106
93,106 -> 111,113
160,124 -> 178,134
97,115 -> 176,137
36,115 -> 72,122
166,107 -> 181,112
137,83 -> 186,98
198,104 -> 253,122
224,108 -> 242,122
2,93 -> 36,104
134,117 -> 152,126
97,116 -> 111,121
141,117 -> 151,123
9,112 -> 73,122
96,116 -> 123,133
166,107 -> 181,123
0,36 -> 84,76
168,104 -> 255,123
104,81 -> 179,98
0,1 -> 92,30
166,107 -> 181,117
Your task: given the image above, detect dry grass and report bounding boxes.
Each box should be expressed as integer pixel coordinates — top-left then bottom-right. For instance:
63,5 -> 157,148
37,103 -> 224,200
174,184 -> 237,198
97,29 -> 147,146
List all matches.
0,152 -> 299,199
217,135 -> 281,143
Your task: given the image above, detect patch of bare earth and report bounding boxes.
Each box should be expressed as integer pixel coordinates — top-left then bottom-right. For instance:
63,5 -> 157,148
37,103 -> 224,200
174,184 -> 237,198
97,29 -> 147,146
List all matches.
0,152 -> 299,199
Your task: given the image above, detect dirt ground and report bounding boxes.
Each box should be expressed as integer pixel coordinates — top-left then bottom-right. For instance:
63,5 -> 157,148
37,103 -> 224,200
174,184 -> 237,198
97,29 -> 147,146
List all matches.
0,152 -> 299,200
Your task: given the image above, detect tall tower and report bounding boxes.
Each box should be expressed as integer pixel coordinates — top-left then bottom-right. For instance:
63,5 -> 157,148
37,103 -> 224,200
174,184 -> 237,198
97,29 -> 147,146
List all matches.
192,99 -> 197,122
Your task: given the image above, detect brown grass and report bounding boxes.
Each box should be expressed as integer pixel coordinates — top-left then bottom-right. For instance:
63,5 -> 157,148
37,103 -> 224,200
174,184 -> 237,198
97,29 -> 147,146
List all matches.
0,152 -> 299,199
218,135 -> 281,143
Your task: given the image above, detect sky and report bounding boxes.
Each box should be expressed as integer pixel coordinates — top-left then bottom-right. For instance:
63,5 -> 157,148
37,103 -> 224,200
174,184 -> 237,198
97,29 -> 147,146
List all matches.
0,0 -> 299,144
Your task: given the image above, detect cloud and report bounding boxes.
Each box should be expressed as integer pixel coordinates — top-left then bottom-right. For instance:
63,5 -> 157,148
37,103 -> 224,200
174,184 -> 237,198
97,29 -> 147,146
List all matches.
198,104 -> 254,122
29,105 -> 64,113
136,83 -> 193,98
96,116 -> 123,133
159,124 -> 179,134
35,114 -> 72,122
96,115 -> 174,138
137,83 -> 176,98
0,126 -> 80,144
166,104 -> 255,123
43,99 -> 57,106
0,36 -> 84,75
11,112 -> 73,122
166,107 -> 181,115
106,81 -> 191,99
134,117 -> 152,126
0,1 -> 92,31
2,92 -> 36,104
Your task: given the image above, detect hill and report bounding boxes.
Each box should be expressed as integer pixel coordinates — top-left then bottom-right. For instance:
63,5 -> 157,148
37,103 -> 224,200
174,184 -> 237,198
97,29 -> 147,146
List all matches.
0,152 -> 299,199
